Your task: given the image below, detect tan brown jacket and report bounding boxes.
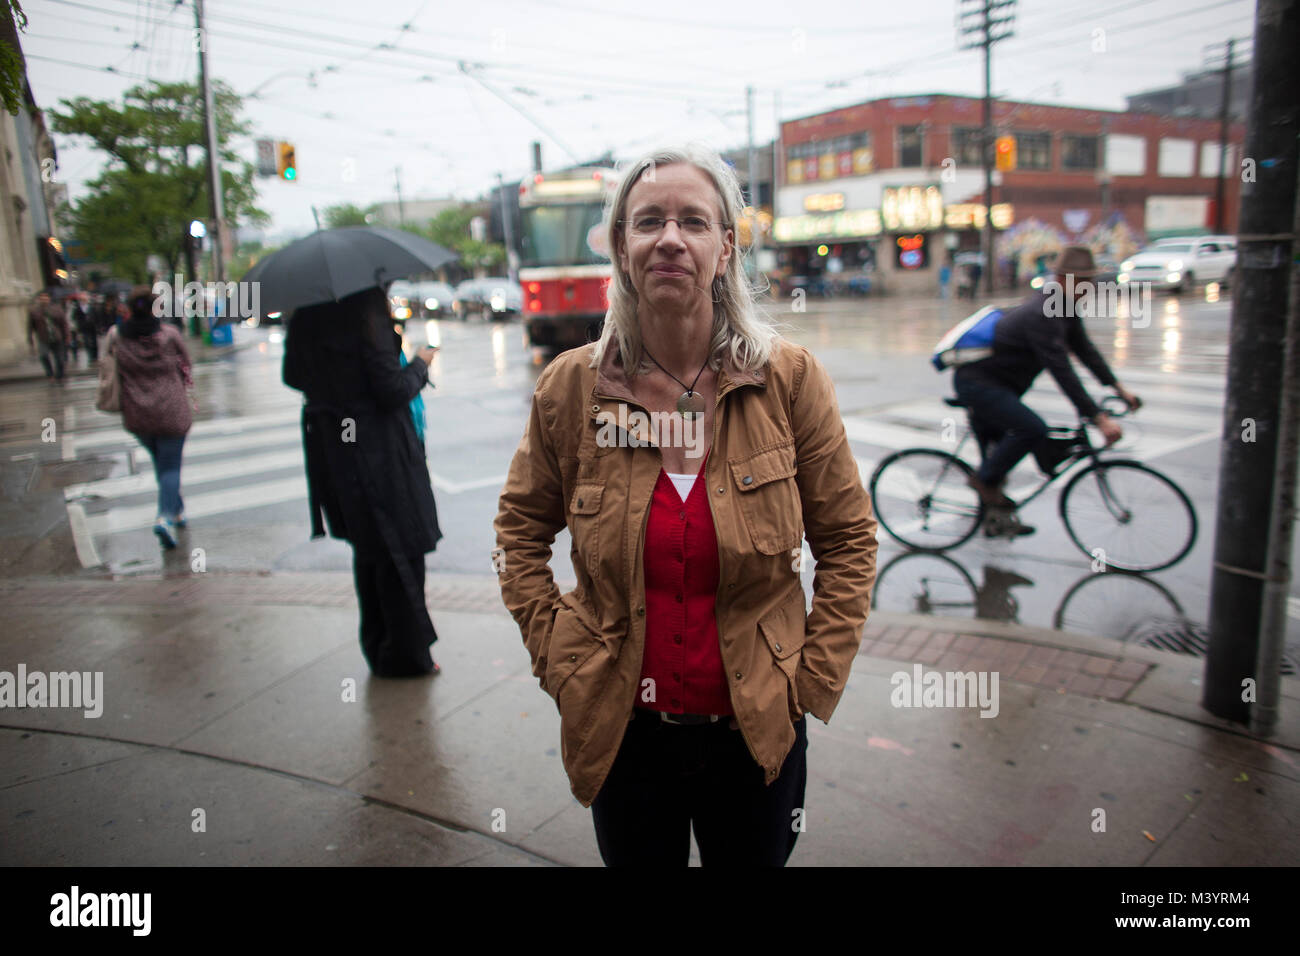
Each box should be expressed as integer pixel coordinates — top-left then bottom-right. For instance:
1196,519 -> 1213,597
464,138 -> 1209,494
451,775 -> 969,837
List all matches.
494,337 -> 877,806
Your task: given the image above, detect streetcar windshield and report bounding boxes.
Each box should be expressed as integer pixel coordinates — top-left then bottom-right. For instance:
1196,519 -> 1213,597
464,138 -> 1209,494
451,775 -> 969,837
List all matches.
520,203 -> 607,268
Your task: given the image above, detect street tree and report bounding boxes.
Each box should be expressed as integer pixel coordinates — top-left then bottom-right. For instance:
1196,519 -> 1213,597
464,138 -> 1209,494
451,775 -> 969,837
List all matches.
50,79 -> 267,283
322,203 -> 376,229
421,205 -> 504,275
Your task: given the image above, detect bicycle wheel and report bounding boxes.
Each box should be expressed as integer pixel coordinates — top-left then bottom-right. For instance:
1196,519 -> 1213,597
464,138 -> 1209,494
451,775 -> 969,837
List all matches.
873,551 -> 979,617
1059,461 -> 1197,572
869,449 -> 984,551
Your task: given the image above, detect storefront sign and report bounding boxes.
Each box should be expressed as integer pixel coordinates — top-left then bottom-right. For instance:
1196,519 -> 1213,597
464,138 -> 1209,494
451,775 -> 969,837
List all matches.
882,185 -> 944,230
773,209 -> 883,242
943,203 -> 1015,229
895,233 -> 929,270
803,193 -> 846,213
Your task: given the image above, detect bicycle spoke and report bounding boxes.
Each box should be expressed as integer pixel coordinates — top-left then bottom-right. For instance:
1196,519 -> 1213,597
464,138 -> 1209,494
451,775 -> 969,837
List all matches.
1062,463 -> 1197,572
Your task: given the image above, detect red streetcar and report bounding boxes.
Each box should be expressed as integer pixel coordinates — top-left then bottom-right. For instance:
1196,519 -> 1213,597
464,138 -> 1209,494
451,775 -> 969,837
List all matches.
517,167 -> 618,353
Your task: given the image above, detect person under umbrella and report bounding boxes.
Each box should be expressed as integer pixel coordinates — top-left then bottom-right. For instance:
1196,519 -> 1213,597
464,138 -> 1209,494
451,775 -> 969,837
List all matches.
282,287 -> 443,677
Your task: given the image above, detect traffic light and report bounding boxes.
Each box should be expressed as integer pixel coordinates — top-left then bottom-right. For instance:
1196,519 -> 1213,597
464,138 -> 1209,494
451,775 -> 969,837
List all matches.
277,141 -> 297,181
995,135 -> 1016,172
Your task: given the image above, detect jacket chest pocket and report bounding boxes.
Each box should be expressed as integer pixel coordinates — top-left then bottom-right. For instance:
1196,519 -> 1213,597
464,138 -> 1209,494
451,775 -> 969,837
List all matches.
569,483 -> 604,577
730,442 -> 803,555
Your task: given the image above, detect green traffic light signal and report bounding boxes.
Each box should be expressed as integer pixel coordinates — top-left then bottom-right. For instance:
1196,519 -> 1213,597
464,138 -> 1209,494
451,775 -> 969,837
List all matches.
284,166 -> 296,181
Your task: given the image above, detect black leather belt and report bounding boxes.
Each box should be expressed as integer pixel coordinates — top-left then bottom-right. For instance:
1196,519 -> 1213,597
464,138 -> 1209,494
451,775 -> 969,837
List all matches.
635,708 -> 726,726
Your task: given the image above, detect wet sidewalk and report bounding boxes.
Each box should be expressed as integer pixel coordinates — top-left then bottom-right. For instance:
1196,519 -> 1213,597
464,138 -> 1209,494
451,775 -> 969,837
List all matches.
0,571 -> 1296,866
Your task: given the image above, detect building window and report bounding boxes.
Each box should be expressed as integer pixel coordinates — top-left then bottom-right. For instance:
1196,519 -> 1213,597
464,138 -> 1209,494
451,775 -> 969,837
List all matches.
1062,134 -> 1099,170
1158,137 -> 1195,177
951,127 -> 984,166
1014,131 -> 1052,171
898,125 -> 924,167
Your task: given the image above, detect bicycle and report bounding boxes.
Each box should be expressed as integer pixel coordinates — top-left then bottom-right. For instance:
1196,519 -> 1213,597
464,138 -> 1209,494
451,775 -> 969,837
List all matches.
868,395 -> 1198,573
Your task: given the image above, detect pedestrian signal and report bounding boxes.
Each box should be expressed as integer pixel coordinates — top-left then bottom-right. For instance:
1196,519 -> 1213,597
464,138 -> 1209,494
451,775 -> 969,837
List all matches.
995,136 -> 1016,172
278,142 -> 297,181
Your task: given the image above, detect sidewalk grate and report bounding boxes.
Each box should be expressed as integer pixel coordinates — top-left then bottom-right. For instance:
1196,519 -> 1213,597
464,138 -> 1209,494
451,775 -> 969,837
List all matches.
1137,621 -> 1297,676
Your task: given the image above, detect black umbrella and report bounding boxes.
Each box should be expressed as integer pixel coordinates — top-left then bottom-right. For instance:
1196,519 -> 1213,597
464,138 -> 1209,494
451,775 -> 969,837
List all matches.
242,226 -> 458,315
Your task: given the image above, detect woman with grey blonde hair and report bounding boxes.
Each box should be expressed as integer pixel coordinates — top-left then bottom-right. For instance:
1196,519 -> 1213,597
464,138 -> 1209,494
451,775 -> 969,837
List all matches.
495,143 -> 877,866
591,143 -> 778,376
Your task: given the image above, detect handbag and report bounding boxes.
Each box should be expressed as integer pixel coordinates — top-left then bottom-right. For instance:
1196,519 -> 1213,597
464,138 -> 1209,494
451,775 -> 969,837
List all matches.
95,326 -> 121,412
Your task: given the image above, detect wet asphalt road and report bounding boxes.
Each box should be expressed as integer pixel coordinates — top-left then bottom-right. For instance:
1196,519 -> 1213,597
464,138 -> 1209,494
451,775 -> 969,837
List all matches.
1,288 -> 1296,659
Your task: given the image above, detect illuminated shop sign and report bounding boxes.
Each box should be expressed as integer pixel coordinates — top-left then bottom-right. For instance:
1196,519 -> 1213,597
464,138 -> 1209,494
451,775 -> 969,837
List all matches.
803,193 -> 846,212
773,209 -> 883,242
881,185 -> 945,230
943,203 -> 1015,229
895,233 -> 929,270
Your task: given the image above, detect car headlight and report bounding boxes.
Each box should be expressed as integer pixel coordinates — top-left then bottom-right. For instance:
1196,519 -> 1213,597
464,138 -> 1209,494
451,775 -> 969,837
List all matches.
1121,260 -> 1134,272
1166,259 -> 1183,272
425,298 -> 438,310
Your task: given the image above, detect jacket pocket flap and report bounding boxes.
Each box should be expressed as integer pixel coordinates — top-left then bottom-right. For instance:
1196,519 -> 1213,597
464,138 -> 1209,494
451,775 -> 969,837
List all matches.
570,484 -> 603,514
758,596 -> 806,659
729,443 -> 797,492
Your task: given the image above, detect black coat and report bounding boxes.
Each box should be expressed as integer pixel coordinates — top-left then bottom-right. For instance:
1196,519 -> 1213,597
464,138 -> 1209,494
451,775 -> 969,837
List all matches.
282,288 -> 441,558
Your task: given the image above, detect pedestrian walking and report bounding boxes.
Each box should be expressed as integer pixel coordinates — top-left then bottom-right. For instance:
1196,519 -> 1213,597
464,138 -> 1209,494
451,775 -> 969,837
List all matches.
113,286 -> 195,549
73,298 -> 99,362
938,260 -> 952,299
26,291 -> 69,382
495,145 -> 878,866
282,287 -> 444,678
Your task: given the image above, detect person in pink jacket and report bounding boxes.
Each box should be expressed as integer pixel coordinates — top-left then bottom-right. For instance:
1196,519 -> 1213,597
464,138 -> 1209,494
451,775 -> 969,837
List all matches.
112,287 -> 194,549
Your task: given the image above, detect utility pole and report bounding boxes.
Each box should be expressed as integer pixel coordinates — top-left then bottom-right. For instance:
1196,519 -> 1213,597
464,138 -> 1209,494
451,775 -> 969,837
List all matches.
958,0 -> 1016,295
746,85 -> 762,280
195,0 -> 225,288
1203,0 -> 1298,731
1205,36 -> 1248,234
394,166 -> 405,227
497,172 -> 517,285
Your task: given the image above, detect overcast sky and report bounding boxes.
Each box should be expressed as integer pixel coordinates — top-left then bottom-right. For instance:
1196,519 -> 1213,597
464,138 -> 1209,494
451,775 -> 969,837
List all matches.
24,0 -> 1257,240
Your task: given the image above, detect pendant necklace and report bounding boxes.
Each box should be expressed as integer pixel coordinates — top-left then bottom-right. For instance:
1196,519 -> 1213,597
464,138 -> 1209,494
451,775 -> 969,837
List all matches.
641,346 -> 709,419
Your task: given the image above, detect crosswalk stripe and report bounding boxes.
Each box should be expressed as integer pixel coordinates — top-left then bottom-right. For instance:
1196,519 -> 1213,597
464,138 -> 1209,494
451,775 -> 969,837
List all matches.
66,448 -> 304,501
85,476 -> 308,536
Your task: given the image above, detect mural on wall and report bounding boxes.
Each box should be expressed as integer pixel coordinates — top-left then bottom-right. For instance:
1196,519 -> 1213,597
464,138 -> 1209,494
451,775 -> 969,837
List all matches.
1081,214 -> 1143,262
996,217 -> 1069,274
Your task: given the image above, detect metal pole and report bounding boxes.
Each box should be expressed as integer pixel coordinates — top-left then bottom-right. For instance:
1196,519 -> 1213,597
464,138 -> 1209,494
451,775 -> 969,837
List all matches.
982,11 -> 994,295
1214,38 -> 1234,234
1251,156 -> 1300,737
195,0 -> 225,284
1203,0 -> 1298,726
498,172 -> 517,285
395,166 -> 405,227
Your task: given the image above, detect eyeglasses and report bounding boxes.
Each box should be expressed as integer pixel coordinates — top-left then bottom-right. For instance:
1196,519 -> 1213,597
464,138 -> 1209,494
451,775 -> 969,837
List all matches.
618,215 -> 725,237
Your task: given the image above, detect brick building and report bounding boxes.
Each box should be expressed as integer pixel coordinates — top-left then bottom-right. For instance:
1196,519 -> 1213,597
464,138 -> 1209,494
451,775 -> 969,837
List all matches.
773,93 -> 1247,293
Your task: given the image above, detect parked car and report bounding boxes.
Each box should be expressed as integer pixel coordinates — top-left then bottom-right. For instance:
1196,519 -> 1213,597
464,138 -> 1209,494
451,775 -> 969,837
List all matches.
1118,236 -> 1236,293
453,278 -> 523,320
412,281 -> 456,318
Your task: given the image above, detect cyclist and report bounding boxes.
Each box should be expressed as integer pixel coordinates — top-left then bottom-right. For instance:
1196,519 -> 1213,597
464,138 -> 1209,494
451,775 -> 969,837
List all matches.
953,246 -> 1141,536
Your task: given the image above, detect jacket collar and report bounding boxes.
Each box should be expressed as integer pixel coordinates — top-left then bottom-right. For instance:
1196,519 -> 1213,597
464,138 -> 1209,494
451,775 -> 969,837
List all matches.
593,340 -> 766,407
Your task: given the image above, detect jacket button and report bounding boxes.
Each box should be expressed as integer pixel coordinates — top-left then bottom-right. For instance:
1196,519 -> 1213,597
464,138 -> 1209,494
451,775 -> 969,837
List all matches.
735,671 -> 743,680
717,487 -> 725,494
675,593 -> 682,603
591,405 -> 600,413
636,606 -> 645,616
742,475 -> 753,485
775,643 -> 782,652
577,498 -> 583,508
569,654 -> 577,662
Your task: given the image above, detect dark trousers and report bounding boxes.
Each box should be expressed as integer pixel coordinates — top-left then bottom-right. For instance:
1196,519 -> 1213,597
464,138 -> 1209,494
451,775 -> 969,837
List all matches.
954,375 -> 1048,486
352,549 -> 437,676
38,345 -> 65,381
591,711 -> 808,866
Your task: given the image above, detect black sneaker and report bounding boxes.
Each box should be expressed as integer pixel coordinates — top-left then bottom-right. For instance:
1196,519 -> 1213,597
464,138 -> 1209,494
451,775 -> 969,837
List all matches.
983,509 -> 1036,538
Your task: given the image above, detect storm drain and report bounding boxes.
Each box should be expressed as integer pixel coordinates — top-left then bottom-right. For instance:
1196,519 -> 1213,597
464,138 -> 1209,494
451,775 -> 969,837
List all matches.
1136,621 -> 1297,676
